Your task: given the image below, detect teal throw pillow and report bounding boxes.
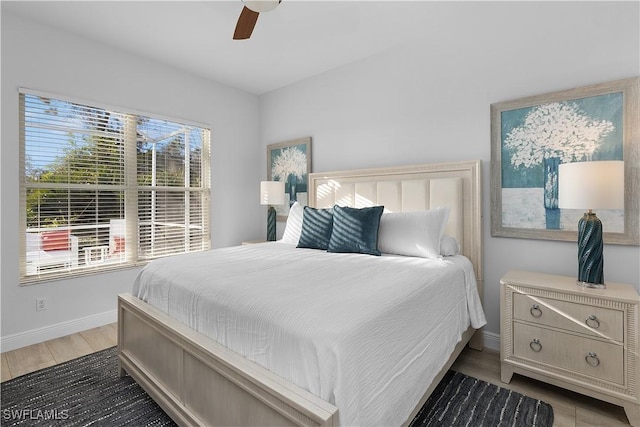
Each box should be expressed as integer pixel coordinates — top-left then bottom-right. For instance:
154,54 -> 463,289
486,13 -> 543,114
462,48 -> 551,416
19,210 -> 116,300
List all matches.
297,206 -> 334,250
328,205 -> 384,256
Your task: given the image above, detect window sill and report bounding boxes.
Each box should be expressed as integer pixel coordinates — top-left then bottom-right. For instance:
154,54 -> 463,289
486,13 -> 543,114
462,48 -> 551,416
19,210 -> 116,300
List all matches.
19,261 -> 149,286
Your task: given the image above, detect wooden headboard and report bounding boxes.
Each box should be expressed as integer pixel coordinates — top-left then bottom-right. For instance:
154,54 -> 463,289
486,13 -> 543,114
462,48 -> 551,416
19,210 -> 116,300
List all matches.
308,160 -> 483,287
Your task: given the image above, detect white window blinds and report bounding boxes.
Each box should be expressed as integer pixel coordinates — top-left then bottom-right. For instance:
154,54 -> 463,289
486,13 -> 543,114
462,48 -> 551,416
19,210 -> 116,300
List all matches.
19,91 -> 211,283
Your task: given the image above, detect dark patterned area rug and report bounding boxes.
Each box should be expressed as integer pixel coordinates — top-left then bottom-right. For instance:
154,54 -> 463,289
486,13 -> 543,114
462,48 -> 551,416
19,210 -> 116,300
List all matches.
1,347 -> 174,426
1,347 -> 553,426
409,370 -> 554,427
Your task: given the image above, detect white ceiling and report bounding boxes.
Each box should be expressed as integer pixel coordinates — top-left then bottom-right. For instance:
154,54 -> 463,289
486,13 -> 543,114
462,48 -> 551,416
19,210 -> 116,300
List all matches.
3,1 -> 466,95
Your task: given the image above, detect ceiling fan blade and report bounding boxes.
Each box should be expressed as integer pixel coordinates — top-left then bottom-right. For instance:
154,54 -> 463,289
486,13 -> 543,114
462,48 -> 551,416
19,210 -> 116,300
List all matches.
233,6 -> 259,40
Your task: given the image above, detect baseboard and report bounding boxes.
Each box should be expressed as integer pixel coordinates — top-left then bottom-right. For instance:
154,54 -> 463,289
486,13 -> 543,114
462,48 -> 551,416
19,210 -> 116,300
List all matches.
482,330 -> 501,352
1,309 -> 117,352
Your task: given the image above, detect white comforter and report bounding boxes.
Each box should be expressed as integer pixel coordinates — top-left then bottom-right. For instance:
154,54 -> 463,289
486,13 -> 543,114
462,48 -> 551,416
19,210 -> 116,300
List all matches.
132,242 -> 486,426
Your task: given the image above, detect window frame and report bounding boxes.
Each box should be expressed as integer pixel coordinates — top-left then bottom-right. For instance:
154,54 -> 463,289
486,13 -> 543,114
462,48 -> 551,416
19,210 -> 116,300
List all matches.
19,88 -> 211,284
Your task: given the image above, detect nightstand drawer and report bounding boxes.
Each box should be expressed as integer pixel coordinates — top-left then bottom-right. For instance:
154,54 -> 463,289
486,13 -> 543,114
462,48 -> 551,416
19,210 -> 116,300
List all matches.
513,293 -> 624,342
513,323 -> 624,385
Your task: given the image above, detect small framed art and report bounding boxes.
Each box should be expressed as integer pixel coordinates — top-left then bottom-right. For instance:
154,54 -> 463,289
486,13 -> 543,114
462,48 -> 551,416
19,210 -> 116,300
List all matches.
267,137 -> 312,220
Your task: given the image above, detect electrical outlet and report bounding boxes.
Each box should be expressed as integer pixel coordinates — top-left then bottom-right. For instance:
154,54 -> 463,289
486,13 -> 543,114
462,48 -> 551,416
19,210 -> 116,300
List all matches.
36,297 -> 47,311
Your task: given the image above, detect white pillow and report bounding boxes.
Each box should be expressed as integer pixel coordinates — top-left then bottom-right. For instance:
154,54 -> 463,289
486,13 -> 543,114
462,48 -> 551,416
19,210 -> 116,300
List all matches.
440,234 -> 460,256
280,202 -> 304,244
377,207 -> 450,259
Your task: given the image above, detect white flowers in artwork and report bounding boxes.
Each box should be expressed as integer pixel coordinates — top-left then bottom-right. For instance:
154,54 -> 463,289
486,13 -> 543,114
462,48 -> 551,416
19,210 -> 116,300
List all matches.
272,146 -> 307,182
504,102 -> 615,168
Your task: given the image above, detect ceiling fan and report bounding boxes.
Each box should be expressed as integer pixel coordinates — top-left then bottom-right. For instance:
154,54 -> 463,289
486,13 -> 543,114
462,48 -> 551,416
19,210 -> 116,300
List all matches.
233,0 -> 281,40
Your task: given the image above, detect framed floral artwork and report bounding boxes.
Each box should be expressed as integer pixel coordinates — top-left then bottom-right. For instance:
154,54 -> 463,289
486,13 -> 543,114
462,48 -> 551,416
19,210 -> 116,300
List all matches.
490,77 -> 639,245
267,137 -> 312,220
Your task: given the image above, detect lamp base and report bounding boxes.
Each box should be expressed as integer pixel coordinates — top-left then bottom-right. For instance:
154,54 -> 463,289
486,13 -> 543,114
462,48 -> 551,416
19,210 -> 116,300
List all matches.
577,211 -> 604,285
266,206 -> 277,242
576,280 -> 607,290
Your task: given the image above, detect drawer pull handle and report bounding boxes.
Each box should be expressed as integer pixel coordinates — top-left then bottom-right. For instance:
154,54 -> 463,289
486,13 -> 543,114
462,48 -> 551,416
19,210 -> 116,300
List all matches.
529,339 -> 542,352
585,352 -> 600,367
585,315 -> 600,329
530,304 -> 542,318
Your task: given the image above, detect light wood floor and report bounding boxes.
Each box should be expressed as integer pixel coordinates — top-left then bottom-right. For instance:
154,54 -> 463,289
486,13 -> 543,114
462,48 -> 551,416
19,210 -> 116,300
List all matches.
1,323 -> 117,381
1,326 -> 631,426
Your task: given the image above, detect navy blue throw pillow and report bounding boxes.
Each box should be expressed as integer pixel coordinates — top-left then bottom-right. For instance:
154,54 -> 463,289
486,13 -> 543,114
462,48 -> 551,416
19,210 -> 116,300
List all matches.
297,206 -> 334,250
328,205 -> 384,256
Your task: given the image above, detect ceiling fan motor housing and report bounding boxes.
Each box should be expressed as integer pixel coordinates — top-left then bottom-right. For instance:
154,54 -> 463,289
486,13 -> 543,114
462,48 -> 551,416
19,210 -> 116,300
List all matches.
244,1 -> 280,13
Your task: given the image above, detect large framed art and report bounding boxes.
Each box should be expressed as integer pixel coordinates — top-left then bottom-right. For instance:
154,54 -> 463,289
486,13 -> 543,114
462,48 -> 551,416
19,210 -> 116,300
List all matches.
267,137 -> 312,220
490,77 -> 639,245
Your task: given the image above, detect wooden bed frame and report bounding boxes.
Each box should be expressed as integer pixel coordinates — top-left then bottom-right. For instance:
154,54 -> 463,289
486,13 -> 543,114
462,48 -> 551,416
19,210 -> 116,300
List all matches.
118,160 -> 483,426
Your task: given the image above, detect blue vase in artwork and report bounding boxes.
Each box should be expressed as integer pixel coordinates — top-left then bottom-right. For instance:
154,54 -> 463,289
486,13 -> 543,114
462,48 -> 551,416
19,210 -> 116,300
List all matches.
287,174 -> 298,206
543,156 -> 560,229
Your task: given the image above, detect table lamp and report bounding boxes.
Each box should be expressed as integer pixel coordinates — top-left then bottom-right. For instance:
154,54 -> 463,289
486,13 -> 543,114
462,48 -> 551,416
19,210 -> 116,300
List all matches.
260,181 -> 285,241
558,160 -> 624,288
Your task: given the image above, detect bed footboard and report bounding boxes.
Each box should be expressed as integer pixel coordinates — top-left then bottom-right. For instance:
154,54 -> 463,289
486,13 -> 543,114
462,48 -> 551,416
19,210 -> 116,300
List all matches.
117,293 -> 338,427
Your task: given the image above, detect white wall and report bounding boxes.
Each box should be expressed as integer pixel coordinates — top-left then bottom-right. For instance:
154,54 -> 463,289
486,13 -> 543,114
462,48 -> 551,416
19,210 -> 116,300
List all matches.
259,2 -> 640,343
1,12 -> 263,350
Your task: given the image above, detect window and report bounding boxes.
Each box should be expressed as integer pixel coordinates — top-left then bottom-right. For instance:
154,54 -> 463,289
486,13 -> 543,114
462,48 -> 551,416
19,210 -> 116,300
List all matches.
20,90 -> 211,283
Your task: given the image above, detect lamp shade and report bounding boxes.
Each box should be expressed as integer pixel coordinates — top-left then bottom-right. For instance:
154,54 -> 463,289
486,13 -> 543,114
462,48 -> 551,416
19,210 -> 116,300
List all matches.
260,181 -> 285,205
558,161 -> 624,210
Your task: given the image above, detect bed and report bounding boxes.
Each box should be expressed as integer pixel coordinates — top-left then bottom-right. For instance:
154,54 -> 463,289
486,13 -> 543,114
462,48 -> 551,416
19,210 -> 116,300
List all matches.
118,160 -> 484,426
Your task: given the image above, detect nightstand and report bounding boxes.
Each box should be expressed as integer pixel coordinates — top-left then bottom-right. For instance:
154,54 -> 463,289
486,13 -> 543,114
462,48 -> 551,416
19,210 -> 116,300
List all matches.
241,240 -> 267,245
501,270 -> 639,426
